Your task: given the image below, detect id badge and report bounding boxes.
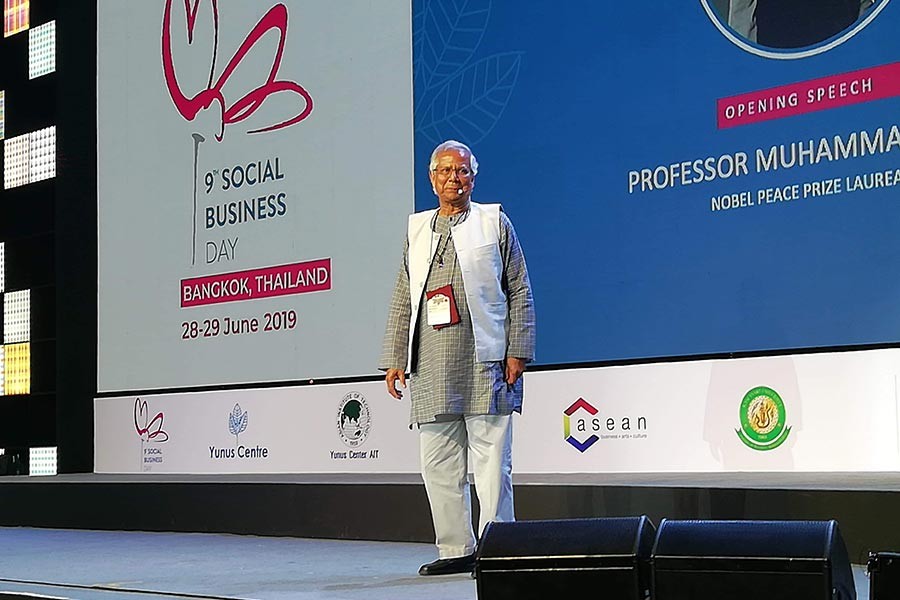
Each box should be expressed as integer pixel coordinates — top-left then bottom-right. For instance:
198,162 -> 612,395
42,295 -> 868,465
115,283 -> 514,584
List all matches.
427,293 -> 452,326
425,284 -> 460,329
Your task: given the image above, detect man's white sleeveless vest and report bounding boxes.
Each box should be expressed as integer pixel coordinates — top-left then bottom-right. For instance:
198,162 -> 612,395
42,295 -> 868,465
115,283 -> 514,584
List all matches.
406,202 -> 507,372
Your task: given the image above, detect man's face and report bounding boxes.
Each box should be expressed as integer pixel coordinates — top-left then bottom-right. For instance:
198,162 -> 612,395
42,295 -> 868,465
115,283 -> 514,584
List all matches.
429,149 -> 475,204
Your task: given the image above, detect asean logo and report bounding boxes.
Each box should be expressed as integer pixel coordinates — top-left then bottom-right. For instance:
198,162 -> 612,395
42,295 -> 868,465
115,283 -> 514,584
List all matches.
563,397 -> 599,453
337,392 -> 371,448
736,386 -> 792,451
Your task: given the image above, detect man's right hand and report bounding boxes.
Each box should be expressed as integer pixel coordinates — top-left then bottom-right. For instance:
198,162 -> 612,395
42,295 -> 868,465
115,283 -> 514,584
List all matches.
385,368 -> 407,400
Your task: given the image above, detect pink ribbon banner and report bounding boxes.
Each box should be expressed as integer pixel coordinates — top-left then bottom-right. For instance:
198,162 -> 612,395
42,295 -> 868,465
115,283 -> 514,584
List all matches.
717,61 -> 900,129
181,258 -> 332,308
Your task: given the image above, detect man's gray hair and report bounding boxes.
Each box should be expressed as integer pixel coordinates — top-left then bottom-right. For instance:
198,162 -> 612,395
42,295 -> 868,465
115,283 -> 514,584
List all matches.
429,140 -> 479,176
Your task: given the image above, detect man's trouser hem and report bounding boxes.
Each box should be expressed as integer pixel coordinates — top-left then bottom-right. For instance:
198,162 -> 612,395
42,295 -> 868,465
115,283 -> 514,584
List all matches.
437,546 -> 477,559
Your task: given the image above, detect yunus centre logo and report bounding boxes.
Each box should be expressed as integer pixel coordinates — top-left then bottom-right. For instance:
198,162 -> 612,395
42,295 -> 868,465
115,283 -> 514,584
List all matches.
736,386 -> 792,451
209,403 -> 270,460
563,398 -> 599,453
228,403 -> 248,446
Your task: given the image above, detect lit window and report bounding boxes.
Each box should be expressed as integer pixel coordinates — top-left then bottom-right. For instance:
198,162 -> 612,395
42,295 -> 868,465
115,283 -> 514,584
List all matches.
0,90 -> 5,140
0,345 -> 5,396
3,126 -> 56,189
29,446 -> 57,476
3,132 -> 29,189
0,241 -> 5,293
3,0 -> 28,37
29,126 -> 55,183
3,342 -> 29,395
28,20 -> 54,79
4,289 -> 30,344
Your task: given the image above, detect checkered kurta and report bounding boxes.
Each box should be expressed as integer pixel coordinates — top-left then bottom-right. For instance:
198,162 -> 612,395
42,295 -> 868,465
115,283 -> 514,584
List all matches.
379,209 -> 536,425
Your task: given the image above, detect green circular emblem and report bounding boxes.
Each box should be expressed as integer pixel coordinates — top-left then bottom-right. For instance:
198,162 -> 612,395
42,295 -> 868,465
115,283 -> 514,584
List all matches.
337,392 -> 371,448
736,386 -> 791,451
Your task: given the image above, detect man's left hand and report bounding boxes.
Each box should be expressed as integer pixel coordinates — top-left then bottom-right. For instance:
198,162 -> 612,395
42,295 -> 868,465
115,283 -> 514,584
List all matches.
505,357 -> 527,386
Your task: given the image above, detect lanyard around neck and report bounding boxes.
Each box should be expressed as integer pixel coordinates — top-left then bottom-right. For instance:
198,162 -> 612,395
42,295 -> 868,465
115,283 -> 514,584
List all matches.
428,207 -> 470,268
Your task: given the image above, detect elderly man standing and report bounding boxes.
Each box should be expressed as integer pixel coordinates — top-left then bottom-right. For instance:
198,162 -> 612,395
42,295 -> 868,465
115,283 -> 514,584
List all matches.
379,140 -> 536,576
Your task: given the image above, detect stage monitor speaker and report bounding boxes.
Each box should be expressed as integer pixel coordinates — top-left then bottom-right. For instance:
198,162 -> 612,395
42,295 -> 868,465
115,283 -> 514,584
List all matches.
652,519 -> 856,600
475,516 -> 656,600
867,551 -> 900,599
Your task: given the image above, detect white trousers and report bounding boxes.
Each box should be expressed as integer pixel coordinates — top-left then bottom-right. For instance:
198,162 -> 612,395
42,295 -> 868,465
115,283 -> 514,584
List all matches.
418,414 -> 515,558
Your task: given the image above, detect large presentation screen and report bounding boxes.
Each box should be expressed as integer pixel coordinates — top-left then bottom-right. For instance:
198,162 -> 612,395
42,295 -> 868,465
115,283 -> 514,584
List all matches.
99,1 -> 900,394
97,1 -> 413,392
411,0 -> 900,365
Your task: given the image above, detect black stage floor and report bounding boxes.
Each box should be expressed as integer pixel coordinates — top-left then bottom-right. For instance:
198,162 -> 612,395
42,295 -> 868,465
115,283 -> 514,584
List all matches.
2,472 -> 899,564
13,471 -> 900,490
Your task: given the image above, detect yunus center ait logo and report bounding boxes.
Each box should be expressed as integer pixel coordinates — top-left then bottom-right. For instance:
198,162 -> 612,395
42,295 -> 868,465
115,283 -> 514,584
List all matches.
332,392 -> 379,461
337,392 -> 370,448
736,386 -> 792,451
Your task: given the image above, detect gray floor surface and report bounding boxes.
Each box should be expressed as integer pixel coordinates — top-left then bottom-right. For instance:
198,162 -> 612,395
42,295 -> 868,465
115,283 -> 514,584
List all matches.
0,528 -> 474,600
0,527 -> 872,599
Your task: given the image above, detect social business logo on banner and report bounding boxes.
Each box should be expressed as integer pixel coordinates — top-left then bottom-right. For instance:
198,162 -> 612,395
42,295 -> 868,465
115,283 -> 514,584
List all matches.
162,0 -> 332,309
736,386 -> 792,451
133,397 -> 168,471
563,397 -> 650,453
162,0 -> 314,142
209,403 -> 270,460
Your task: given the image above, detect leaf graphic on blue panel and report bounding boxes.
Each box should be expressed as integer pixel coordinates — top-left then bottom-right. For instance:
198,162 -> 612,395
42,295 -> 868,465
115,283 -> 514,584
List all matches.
229,404 -> 248,436
413,0 -> 427,98
417,0 -> 491,94
417,52 -> 522,146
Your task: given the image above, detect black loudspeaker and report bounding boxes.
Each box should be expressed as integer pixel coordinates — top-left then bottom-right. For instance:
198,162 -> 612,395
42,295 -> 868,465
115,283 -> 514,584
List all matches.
867,552 -> 900,599
475,516 -> 656,600
652,519 -> 856,600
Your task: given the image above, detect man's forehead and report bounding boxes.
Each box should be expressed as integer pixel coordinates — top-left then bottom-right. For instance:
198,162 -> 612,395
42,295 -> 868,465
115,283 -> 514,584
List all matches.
434,150 -> 471,165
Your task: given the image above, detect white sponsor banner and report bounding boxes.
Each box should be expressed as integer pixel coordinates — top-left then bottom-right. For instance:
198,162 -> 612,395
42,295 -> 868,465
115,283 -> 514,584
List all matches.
518,349 -> 900,474
97,0 -> 413,392
95,381 -> 420,474
96,349 -> 900,475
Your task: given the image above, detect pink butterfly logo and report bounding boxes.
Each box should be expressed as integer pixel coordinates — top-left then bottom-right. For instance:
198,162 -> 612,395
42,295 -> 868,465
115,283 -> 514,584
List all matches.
134,398 -> 169,443
162,0 -> 313,141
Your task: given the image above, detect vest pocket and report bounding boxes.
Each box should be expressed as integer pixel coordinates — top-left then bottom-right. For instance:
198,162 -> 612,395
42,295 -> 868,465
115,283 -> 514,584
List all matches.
463,243 -> 503,301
